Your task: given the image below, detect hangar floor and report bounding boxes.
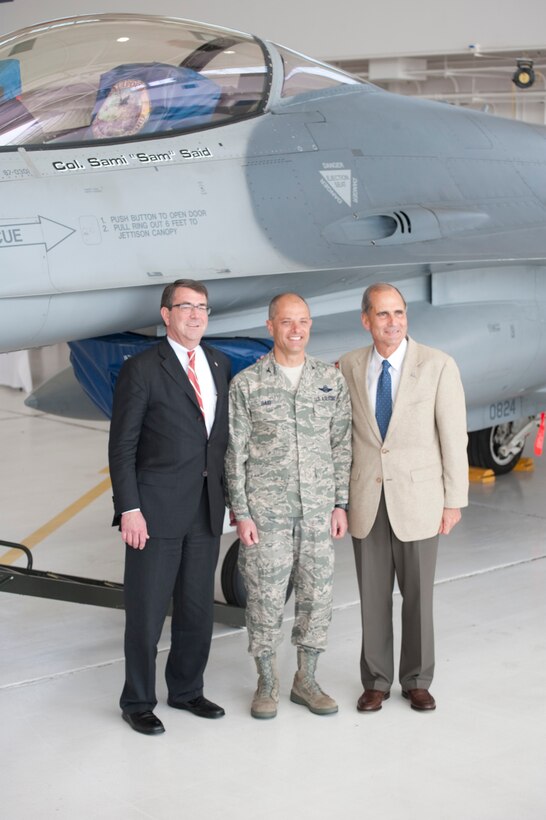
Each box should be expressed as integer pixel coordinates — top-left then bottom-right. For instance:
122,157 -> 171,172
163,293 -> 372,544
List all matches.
1,349 -> 545,820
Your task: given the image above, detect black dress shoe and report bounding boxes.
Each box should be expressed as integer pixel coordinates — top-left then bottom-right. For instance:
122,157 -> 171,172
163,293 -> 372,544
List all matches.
168,694 -> 225,719
122,710 -> 165,735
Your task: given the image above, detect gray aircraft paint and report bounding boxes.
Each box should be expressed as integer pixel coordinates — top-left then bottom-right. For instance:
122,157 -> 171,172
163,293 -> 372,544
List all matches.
1,15 -> 546,434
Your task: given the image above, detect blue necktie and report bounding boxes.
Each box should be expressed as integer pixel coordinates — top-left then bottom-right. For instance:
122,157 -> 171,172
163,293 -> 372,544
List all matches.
375,359 -> 392,440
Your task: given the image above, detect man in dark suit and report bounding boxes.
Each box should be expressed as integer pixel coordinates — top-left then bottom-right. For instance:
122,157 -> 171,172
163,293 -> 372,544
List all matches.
109,279 -> 231,735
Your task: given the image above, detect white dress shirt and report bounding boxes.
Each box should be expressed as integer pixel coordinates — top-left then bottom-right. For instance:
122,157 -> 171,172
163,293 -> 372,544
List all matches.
367,337 -> 408,410
167,337 -> 218,436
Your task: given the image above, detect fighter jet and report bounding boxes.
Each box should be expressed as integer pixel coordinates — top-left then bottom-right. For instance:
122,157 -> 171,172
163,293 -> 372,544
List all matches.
1,12 -> 546,475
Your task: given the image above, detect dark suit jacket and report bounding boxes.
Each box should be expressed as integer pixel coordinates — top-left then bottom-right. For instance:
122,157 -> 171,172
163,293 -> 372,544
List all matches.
108,338 -> 231,538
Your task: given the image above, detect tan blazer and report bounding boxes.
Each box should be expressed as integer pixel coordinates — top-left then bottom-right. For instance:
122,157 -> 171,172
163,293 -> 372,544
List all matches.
339,337 -> 469,542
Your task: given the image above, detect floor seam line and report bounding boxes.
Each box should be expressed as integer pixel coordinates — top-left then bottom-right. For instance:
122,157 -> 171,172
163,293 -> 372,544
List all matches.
2,554 -> 543,691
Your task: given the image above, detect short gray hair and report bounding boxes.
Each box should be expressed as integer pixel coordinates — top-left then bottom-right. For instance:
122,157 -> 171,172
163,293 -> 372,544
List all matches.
361,283 -> 406,314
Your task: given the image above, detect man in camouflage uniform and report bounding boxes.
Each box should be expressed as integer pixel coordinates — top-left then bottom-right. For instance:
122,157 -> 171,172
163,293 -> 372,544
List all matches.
225,293 -> 351,719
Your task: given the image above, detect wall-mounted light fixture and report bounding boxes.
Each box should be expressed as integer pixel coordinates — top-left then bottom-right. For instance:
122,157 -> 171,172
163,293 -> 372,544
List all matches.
512,59 -> 535,89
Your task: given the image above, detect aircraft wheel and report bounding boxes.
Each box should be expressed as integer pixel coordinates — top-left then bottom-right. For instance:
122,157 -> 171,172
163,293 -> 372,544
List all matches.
220,539 -> 247,608
467,424 -> 524,475
220,539 -> 294,608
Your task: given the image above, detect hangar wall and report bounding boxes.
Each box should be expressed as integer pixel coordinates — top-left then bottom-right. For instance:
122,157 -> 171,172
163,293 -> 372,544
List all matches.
3,0 -> 546,62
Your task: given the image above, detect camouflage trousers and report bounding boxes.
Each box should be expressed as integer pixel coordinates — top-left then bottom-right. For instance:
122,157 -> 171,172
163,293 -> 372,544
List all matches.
238,510 -> 334,657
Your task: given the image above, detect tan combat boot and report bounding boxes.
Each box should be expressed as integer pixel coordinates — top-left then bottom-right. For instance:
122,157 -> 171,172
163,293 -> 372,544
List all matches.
290,647 -> 338,715
251,653 -> 279,719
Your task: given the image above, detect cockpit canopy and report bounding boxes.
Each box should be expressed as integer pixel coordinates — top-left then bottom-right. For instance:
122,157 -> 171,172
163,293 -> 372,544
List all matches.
0,13 -> 360,148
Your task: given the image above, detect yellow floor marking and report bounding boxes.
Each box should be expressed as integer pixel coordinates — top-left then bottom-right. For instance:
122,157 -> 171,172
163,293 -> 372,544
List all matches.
513,457 -> 535,472
1,470 -> 112,566
469,466 -> 496,484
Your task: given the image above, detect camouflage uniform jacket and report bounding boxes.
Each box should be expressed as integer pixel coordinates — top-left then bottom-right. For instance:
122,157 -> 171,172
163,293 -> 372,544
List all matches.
225,352 -> 352,520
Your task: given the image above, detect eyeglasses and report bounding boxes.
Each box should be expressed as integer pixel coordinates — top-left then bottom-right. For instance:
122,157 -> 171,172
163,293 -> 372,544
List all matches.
170,302 -> 211,315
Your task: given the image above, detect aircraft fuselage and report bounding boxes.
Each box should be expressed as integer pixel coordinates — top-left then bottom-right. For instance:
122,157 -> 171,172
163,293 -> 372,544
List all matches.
1,14 -> 546,436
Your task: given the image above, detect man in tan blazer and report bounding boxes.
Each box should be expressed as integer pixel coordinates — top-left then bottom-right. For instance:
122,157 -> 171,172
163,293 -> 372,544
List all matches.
339,283 -> 468,712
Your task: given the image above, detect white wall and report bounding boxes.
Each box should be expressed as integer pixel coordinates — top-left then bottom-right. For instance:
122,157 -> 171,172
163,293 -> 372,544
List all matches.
3,0 -> 546,61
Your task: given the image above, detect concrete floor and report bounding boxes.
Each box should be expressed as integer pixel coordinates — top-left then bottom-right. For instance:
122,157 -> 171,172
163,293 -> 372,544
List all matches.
0,347 -> 545,819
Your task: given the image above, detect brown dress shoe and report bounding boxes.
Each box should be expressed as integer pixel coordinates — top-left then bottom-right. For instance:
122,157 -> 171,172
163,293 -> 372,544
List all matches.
402,689 -> 436,711
357,689 -> 390,712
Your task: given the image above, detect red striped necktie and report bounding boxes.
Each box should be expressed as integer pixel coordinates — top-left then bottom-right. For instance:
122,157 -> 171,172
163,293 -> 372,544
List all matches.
187,349 -> 205,416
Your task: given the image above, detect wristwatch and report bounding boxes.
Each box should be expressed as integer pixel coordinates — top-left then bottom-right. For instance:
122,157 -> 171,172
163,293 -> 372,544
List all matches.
334,503 -> 349,511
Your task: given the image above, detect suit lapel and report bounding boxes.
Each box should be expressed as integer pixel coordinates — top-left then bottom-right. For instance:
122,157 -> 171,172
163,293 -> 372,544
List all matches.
159,339 -> 201,411
349,347 -> 383,444
202,343 -> 227,435
201,343 -> 224,396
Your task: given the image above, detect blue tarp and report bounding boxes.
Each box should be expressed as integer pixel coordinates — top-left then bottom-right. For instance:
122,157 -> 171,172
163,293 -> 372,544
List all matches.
0,59 -> 21,101
68,333 -> 273,419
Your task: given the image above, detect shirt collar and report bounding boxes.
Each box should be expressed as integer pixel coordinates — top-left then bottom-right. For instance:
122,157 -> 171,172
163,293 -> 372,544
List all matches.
372,336 -> 408,372
269,351 -> 308,372
167,337 -> 201,358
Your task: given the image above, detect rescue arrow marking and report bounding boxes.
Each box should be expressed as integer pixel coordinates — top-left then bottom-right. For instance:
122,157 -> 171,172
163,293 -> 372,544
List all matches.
0,215 -> 76,252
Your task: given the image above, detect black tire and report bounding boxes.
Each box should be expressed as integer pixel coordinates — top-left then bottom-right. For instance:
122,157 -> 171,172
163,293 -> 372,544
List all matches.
467,425 -> 524,475
220,539 -> 294,608
220,539 -> 248,608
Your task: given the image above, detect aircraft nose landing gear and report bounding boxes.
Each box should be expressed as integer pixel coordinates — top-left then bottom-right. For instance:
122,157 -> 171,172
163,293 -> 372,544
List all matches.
468,417 -> 539,475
